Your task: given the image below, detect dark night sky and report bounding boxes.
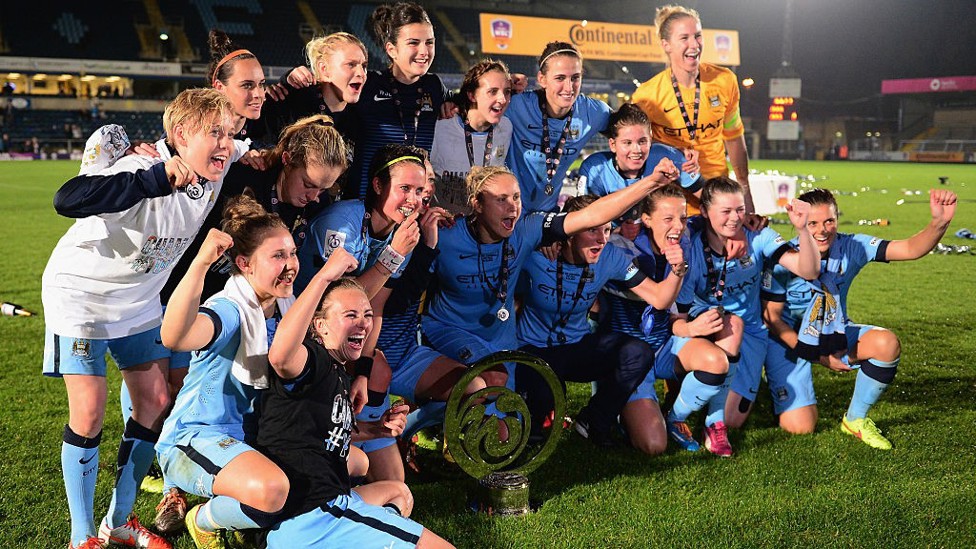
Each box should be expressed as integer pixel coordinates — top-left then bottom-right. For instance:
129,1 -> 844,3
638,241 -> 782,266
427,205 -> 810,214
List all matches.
599,0 -> 976,118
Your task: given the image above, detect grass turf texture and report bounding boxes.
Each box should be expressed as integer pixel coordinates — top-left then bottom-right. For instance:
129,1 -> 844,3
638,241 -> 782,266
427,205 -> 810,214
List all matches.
1,160 -> 973,548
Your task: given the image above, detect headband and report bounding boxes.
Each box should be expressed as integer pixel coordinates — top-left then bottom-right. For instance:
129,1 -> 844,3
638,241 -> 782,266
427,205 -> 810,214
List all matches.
212,49 -> 254,83
539,48 -> 581,70
376,155 -> 423,175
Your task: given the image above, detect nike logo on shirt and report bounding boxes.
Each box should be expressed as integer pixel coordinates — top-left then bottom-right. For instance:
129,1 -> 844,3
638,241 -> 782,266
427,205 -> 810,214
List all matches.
374,95 -> 393,102
664,106 -> 677,113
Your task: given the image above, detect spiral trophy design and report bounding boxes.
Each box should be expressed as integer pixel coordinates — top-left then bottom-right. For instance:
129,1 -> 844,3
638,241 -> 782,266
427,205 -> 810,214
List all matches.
443,351 -> 565,515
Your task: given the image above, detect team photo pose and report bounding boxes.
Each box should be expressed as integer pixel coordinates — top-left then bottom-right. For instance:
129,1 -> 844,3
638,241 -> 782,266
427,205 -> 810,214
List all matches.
505,41 -> 612,213
44,88 -> 243,549
345,1 -> 449,199
515,194 -> 685,446
430,59 -> 514,210
580,103 -> 701,238
633,5 -> 752,215
422,161 -> 679,379
156,195 -> 361,547
760,188 -> 956,448
260,273 -> 454,548
296,144 -> 429,482
600,185 -> 730,455
672,177 -> 819,457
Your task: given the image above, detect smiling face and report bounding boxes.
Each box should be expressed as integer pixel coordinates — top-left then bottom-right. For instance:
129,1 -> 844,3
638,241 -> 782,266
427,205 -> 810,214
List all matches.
279,155 -> 343,207
387,22 -> 435,82
177,113 -> 237,180
374,161 -> 426,225
538,55 -> 582,117
239,227 -> 299,304
609,124 -> 652,176
702,191 -> 745,241
806,203 -> 838,257
642,196 -> 687,252
213,57 -> 266,124
313,286 -> 373,364
318,42 -> 367,104
473,173 -> 522,242
662,16 -> 703,75
467,69 -> 511,129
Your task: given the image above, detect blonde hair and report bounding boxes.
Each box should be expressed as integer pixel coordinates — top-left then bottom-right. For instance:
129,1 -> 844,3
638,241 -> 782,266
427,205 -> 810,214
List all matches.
266,114 -> 347,172
163,88 -> 232,147
466,165 -> 516,209
305,32 -> 368,82
655,4 -> 701,41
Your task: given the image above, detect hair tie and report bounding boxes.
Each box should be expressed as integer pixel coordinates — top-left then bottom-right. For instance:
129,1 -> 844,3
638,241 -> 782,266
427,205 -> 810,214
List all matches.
376,155 -> 423,175
539,48 -> 581,70
212,49 -> 253,83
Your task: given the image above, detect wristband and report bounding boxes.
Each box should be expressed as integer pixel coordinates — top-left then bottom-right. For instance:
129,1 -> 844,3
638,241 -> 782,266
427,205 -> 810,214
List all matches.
670,261 -> 689,278
377,245 -> 405,275
353,356 -> 373,379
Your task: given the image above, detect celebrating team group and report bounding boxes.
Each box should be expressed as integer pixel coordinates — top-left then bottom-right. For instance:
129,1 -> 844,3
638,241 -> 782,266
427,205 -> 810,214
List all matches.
41,2 -> 958,549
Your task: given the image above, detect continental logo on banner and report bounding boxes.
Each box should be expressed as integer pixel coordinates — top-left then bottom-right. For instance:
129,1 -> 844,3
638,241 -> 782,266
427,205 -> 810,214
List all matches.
480,13 -> 739,66
909,151 -> 965,163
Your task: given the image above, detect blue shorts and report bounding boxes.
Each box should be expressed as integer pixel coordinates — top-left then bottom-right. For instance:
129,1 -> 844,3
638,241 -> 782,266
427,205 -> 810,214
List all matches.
42,326 -> 170,377
727,328 -> 770,402
170,351 -> 191,370
628,336 -> 685,402
157,429 -> 254,498
764,323 -> 876,414
389,345 -> 443,404
266,491 -> 423,548
421,316 -> 507,366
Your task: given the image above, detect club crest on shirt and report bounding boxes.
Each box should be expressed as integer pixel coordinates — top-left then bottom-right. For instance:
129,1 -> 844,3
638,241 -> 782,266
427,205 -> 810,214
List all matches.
738,255 -> 754,268
495,146 -> 506,159
421,94 -> 434,113
709,95 -> 721,107
71,339 -> 92,358
217,437 -> 240,449
324,230 -> 346,255
569,120 -> 583,140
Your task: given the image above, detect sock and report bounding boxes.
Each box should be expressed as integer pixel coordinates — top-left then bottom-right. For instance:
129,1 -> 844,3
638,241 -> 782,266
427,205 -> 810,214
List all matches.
119,383 -> 133,425
358,390 -> 389,422
846,357 -> 899,422
705,355 -> 738,427
402,401 -> 447,441
670,370 -> 726,423
195,496 -> 274,531
62,426 -> 102,546
106,419 -> 159,528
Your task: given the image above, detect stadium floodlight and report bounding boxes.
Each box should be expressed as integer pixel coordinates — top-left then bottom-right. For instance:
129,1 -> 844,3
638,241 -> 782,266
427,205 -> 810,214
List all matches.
159,31 -> 169,41
742,77 -> 755,89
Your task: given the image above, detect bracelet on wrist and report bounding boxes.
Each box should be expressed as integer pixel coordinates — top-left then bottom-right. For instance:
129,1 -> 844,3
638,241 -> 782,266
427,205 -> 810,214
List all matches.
377,245 -> 405,275
670,261 -> 689,278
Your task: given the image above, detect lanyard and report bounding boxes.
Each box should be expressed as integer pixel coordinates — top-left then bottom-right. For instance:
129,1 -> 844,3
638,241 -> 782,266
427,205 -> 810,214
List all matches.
670,69 -> 701,142
551,258 -> 591,345
701,231 -> 728,310
472,218 -> 511,311
537,90 -> 573,195
269,179 -> 310,248
463,121 -> 494,168
389,74 -> 430,145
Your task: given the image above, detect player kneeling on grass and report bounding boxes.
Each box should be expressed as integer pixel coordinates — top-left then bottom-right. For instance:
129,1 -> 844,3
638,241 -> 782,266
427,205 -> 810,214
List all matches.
259,272 -> 454,548
760,188 -> 956,449
43,88 -> 244,549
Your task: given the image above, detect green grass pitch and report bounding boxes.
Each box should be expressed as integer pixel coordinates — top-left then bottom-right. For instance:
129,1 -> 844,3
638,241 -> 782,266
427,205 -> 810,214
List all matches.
1,160 -> 974,548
